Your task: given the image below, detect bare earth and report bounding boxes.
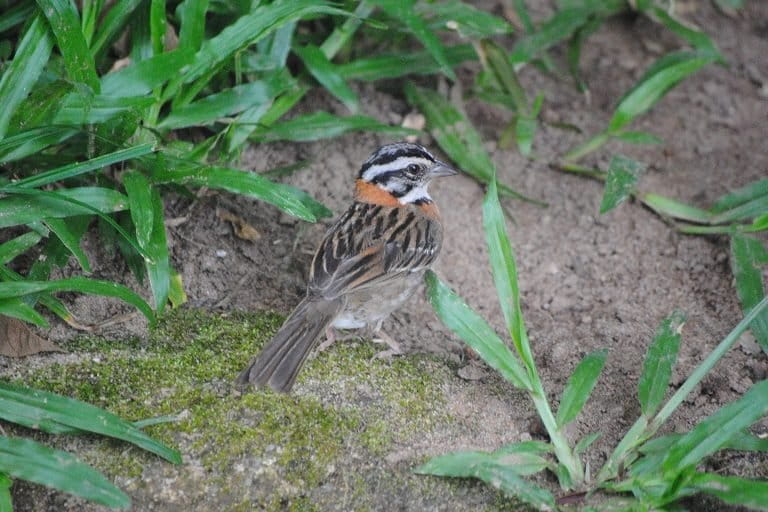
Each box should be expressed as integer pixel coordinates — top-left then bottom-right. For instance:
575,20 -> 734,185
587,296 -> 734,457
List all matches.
5,1 -> 768,511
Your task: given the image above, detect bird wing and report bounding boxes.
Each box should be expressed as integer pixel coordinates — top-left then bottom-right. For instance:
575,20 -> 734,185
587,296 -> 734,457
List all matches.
308,202 -> 442,299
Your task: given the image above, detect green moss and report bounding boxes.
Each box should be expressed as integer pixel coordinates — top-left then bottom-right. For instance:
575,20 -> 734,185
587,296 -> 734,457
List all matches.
18,307 -> 457,508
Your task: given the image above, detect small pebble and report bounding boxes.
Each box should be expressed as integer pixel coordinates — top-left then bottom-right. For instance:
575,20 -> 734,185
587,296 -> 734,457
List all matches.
215,249 -> 227,258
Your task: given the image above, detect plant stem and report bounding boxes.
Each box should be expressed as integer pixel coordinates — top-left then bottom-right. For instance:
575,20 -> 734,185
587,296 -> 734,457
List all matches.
561,132 -> 611,162
596,295 -> 768,484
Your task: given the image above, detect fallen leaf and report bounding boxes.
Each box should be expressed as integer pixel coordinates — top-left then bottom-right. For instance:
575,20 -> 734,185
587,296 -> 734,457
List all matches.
0,316 -> 63,357
216,209 -> 262,242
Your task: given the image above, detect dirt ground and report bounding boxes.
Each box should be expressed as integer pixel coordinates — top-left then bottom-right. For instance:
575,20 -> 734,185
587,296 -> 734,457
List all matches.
5,1 -> 768,511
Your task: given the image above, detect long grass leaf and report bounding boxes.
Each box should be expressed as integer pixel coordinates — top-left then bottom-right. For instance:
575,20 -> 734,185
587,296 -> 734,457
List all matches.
90,0 -> 142,56
159,73 -> 292,130
0,187 -> 127,228
0,232 -> 43,265
145,187 -> 170,312
730,234 -> 768,352
0,127 -> 77,164
690,473 -> 768,510
637,311 -> 685,417
373,0 -> 457,81
37,0 -> 100,92
650,7 -> 722,61
608,51 -> 715,132
101,49 -> 193,97
417,0 -> 513,39
43,218 -> 91,272
8,144 -> 155,189
555,349 -> 607,428
662,380 -> 768,472
0,298 -> 48,327
0,13 -> 54,139
424,270 -> 530,389
177,0 -> 209,52
249,111 -> 417,142
338,45 -> 476,82
151,165 -> 330,222
642,193 -> 712,224
294,44 -> 359,112
123,171 -> 154,249
0,436 -> 130,508
710,179 -> 768,215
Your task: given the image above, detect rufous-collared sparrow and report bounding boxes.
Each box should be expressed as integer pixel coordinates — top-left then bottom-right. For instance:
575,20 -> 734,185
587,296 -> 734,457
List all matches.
236,142 -> 457,392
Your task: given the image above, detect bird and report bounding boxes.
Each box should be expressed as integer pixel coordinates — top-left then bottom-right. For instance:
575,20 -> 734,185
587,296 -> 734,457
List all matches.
235,142 -> 457,393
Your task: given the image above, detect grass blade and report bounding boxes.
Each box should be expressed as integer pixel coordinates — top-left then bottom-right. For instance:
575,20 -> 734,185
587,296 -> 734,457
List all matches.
43,218 -> 91,273
373,0 -> 457,81
481,175 -> 532,367
159,73 -> 293,130
0,436 -> 129,508
90,0 -> 142,56
177,0 -> 209,52
295,44 -> 358,112
0,126 -> 77,164
0,187 -> 127,228
249,111 -> 418,142
123,171 -> 154,249
474,463 -> 555,508
710,179 -> 768,215
515,94 -> 543,156
37,0 -> 100,92
690,473 -> 768,510
599,155 -> 646,214
338,45 -> 476,82
0,472 -> 11,512
417,0 -> 513,39
650,7 -> 722,61
730,234 -> 768,352
145,187 -> 170,312
0,381 -> 179,463
151,165 -> 331,222
555,349 -> 608,428
0,232 -> 43,265
101,49 -> 193,97
662,380 -> 768,472
608,51 -> 715,132
0,13 -> 54,139
642,193 -> 712,224
424,270 -> 530,390
0,298 -> 48,327
480,39 -> 528,113
8,144 -> 155,189
509,6 -> 594,64
637,311 -> 685,417
613,130 -> 663,145
0,277 -> 154,324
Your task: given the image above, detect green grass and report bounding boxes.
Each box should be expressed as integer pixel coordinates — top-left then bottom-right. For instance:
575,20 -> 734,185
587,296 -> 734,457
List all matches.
1,0 -> 763,509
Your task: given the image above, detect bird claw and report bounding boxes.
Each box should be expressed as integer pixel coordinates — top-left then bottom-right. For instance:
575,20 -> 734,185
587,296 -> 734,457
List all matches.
371,331 -> 403,361
315,327 -> 338,354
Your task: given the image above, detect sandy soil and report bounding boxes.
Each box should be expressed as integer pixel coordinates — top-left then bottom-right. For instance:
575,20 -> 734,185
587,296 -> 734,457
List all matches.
5,1 -> 768,510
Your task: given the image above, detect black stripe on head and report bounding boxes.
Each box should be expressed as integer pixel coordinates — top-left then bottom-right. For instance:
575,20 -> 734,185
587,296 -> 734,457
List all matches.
359,142 -> 436,177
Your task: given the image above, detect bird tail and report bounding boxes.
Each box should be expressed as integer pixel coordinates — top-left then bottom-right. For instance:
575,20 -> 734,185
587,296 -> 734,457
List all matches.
235,297 -> 343,392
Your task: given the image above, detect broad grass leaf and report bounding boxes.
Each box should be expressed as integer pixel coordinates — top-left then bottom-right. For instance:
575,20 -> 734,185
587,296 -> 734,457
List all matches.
608,51 -> 715,132
662,380 -> 768,473
690,472 -> 768,510
599,155 -> 646,214
53,94 -> 154,125
637,311 -> 685,417
650,7 -> 722,61
417,0 -> 514,39
0,187 -> 127,228
8,79 -> 74,134
0,299 -> 48,327
0,14 -> 54,139
338,45 -> 475,82
101,49 -> 193,97
42,218 -> 91,272
295,44 -> 358,112
151,165 -> 329,222
0,316 -> 62,357
145,187 -> 170,312
642,193 -> 711,223
0,381 -> 180,462
481,176 -> 532,368
37,0 -> 99,92
159,73 -> 293,130
373,0 -> 457,81
555,349 -> 607,428
424,270 -> 530,389
8,144 -> 154,189
730,234 -> 768,352
90,0 -> 143,56
0,436 -> 130,508
123,171 -> 154,249
0,278 -> 154,325
0,232 -> 43,265
0,126 -> 78,164
613,131 -> 663,145
249,111 -> 418,142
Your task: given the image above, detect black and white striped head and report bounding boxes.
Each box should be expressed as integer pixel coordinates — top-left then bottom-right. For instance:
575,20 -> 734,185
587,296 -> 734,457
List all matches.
358,142 -> 457,204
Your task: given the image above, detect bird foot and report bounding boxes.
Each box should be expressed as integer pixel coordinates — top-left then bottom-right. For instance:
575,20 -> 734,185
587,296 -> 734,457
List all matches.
371,330 -> 403,360
316,327 -> 338,353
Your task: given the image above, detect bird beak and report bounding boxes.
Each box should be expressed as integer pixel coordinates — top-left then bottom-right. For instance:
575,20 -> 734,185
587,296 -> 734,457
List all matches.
428,160 -> 459,178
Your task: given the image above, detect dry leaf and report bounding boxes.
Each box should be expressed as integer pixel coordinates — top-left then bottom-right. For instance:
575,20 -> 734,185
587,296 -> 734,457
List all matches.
217,209 -> 262,242
0,316 -> 63,357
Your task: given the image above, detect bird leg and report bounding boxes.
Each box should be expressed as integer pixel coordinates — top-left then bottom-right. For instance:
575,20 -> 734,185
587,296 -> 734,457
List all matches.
371,320 -> 403,360
315,326 -> 338,352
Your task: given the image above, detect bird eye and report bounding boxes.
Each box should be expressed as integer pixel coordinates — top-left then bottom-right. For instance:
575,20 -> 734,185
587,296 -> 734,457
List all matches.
406,163 -> 420,175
